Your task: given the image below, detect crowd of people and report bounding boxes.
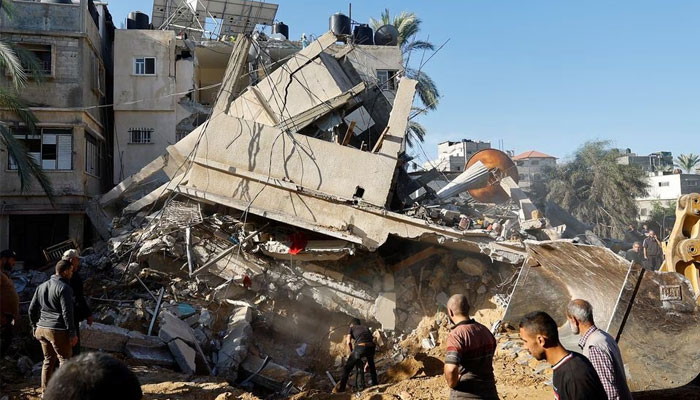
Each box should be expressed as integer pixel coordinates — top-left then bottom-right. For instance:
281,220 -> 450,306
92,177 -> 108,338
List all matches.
3,248 -> 637,399
624,224 -> 666,271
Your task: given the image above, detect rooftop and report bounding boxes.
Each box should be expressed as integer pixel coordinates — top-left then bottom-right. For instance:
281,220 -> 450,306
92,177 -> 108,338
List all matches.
513,150 -> 556,160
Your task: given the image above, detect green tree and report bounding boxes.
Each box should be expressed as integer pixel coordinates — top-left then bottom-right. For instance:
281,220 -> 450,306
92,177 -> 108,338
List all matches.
643,200 -> 676,239
370,9 -> 439,147
674,153 -> 700,173
0,0 -> 54,200
545,141 -> 648,238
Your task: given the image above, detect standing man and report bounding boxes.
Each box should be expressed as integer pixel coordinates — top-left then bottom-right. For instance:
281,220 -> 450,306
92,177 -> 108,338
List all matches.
443,294 -> 499,399
334,318 -> 378,393
642,230 -> 663,270
566,299 -> 632,400
29,259 -> 78,390
640,224 -> 649,236
520,311 -> 606,400
624,242 -> 644,265
0,249 -> 20,356
62,249 -> 93,355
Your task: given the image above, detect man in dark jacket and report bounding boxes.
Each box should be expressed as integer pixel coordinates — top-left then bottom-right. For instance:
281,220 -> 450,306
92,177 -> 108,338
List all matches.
29,260 -> 77,390
62,249 -> 93,355
334,318 -> 378,392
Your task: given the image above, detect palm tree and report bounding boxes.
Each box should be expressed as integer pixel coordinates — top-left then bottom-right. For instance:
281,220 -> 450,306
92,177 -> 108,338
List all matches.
546,141 -> 648,238
370,9 -> 439,147
674,153 -> 700,173
0,0 -> 54,200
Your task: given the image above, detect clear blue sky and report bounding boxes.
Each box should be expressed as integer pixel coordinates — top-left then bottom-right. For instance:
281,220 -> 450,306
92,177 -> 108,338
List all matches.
109,1 -> 699,164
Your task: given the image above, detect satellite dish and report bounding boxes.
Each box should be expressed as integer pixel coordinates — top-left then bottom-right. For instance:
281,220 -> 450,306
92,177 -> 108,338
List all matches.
374,24 -> 399,46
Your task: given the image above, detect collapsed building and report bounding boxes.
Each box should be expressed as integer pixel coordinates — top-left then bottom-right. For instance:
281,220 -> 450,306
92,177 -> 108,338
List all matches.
5,11 -> 692,398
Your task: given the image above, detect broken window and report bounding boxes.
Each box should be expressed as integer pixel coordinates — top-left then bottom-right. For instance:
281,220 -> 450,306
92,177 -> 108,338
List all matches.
376,69 -> 398,91
134,57 -> 156,75
129,128 -> 153,144
16,43 -> 52,76
86,133 -> 101,177
8,127 -> 72,170
92,56 -> 105,95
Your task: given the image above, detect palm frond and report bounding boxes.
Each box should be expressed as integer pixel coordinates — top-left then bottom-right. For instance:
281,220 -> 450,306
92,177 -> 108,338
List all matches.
674,153 -> 700,173
0,88 -> 38,129
405,67 -> 440,110
0,40 -> 27,90
0,124 -> 55,201
403,40 -> 434,54
405,120 -> 426,148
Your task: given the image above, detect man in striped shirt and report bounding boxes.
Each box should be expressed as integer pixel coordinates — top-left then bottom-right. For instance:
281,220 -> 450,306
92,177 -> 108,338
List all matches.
566,299 -> 633,400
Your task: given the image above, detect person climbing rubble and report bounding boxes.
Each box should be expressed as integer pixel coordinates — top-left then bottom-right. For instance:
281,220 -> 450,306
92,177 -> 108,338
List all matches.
443,294 -> 499,399
333,317 -> 378,393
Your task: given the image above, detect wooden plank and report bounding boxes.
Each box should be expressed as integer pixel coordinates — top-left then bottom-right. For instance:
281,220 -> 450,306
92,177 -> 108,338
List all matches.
341,121 -> 356,145
390,247 -> 441,273
371,125 -> 390,153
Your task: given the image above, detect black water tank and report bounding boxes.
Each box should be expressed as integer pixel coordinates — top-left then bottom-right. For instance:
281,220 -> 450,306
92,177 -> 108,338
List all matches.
272,22 -> 289,39
353,24 -> 374,45
374,24 -> 399,46
329,13 -> 351,36
127,11 -> 149,29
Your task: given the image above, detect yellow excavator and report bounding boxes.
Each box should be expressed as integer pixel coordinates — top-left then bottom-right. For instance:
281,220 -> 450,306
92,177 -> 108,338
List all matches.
502,193 -> 700,392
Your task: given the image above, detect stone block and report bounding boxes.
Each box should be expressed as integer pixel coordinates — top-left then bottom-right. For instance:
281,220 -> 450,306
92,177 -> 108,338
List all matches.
457,257 -> 488,276
373,292 -> 396,331
80,322 -> 129,352
158,311 -> 197,346
126,343 -> 176,368
168,338 -> 196,375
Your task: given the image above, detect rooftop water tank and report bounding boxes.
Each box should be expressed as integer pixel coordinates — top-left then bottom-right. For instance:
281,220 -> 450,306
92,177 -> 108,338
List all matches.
374,24 -> 399,46
127,11 -> 149,30
353,24 -> 373,45
272,22 -> 289,40
329,13 -> 351,36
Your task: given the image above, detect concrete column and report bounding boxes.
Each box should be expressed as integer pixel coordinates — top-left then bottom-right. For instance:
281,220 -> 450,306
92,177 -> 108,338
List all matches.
68,214 -> 85,248
0,214 -> 9,250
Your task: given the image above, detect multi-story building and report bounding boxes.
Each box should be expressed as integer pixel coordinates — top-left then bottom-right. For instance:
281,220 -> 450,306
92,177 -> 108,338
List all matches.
513,150 -> 557,191
0,0 -> 114,266
617,150 -> 673,172
423,139 -> 492,172
637,172 -> 700,220
112,6 -> 405,183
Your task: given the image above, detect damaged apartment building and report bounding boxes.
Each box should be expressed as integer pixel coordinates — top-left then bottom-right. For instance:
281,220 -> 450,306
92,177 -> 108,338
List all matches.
113,1 -> 404,185
0,0 -> 115,266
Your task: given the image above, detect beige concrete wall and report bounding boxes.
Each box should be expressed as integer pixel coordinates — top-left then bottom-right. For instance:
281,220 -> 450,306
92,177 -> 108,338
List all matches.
114,30 -> 176,112
114,110 -> 176,183
0,110 -> 101,214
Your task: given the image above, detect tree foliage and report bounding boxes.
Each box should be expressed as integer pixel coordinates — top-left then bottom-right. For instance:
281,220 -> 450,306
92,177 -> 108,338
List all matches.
545,141 -> 648,238
643,200 -> 676,239
674,153 -> 700,173
370,9 -> 440,147
0,0 -> 54,200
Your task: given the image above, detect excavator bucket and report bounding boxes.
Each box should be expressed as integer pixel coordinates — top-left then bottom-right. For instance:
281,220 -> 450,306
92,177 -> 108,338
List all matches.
502,240 -> 700,391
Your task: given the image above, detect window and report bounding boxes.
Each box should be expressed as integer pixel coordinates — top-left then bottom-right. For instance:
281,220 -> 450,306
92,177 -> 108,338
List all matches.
658,181 -> 670,187
8,127 -> 72,170
92,57 -> 105,95
134,57 -> 156,75
376,69 -> 398,91
85,134 -> 101,177
129,128 -> 153,144
516,161 -> 524,166
687,180 -> 698,187
17,44 -> 52,76
640,208 -> 648,216
176,131 -> 188,142
530,160 -> 540,166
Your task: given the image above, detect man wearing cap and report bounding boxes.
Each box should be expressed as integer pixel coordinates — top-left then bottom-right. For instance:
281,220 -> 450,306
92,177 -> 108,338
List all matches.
62,249 -> 93,355
0,249 -> 20,356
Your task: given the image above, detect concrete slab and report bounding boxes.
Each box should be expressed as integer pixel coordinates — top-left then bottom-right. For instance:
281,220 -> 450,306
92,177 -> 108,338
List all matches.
126,343 -> 176,367
374,292 -> 397,331
168,338 -> 197,375
158,311 -> 197,346
79,322 -> 129,352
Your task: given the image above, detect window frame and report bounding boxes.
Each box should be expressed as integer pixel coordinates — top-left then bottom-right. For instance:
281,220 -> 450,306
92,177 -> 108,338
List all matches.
7,127 -> 73,171
128,128 -> 154,144
133,57 -> 156,76
9,43 -> 55,79
85,133 -> 102,177
376,69 -> 398,91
